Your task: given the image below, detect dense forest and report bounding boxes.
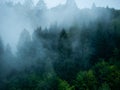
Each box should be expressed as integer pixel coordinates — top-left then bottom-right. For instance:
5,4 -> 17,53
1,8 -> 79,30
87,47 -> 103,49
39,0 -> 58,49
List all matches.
0,0 -> 120,90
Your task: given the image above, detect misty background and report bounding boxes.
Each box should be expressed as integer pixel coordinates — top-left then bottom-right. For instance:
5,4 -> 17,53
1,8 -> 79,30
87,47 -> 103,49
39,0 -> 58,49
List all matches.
0,0 -> 120,52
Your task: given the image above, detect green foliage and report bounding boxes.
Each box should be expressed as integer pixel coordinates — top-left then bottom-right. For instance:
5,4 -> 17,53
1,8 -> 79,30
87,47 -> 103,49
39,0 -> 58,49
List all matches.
75,70 -> 97,90
5,72 -> 58,90
93,61 -> 120,90
58,78 -> 75,90
73,60 -> 120,90
98,83 -> 111,90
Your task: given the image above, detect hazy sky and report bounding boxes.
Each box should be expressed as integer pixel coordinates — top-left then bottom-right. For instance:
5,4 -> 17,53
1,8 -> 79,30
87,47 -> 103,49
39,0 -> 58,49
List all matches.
3,0 -> 120,9
44,0 -> 120,9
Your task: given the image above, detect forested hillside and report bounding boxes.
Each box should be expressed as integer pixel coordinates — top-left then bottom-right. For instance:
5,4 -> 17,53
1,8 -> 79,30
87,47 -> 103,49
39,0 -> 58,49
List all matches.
0,0 -> 120,90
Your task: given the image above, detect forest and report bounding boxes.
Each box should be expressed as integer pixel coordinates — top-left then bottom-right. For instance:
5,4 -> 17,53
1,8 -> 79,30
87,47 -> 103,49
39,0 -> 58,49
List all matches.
0,0 -> 120,90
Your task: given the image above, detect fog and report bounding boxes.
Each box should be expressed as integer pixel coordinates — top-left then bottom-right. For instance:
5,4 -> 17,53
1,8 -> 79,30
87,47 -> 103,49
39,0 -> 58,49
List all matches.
2,0 -> 120,9
0,0 -> 120,89
0,0 -> 113,70
0,0 -> 115,52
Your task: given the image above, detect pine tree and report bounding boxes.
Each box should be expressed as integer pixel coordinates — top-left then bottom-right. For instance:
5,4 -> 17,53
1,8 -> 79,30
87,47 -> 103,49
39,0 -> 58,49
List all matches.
17,29 -> 32,68
58,29 -> 72,60
54,29 -> 76,83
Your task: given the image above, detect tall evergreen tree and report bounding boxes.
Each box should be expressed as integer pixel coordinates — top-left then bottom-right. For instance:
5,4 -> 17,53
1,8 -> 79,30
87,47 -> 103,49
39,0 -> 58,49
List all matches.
54,29 -> 76,83
4,44 -> 15,72
17,29 -> 33,68
58,29 -> 72,60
